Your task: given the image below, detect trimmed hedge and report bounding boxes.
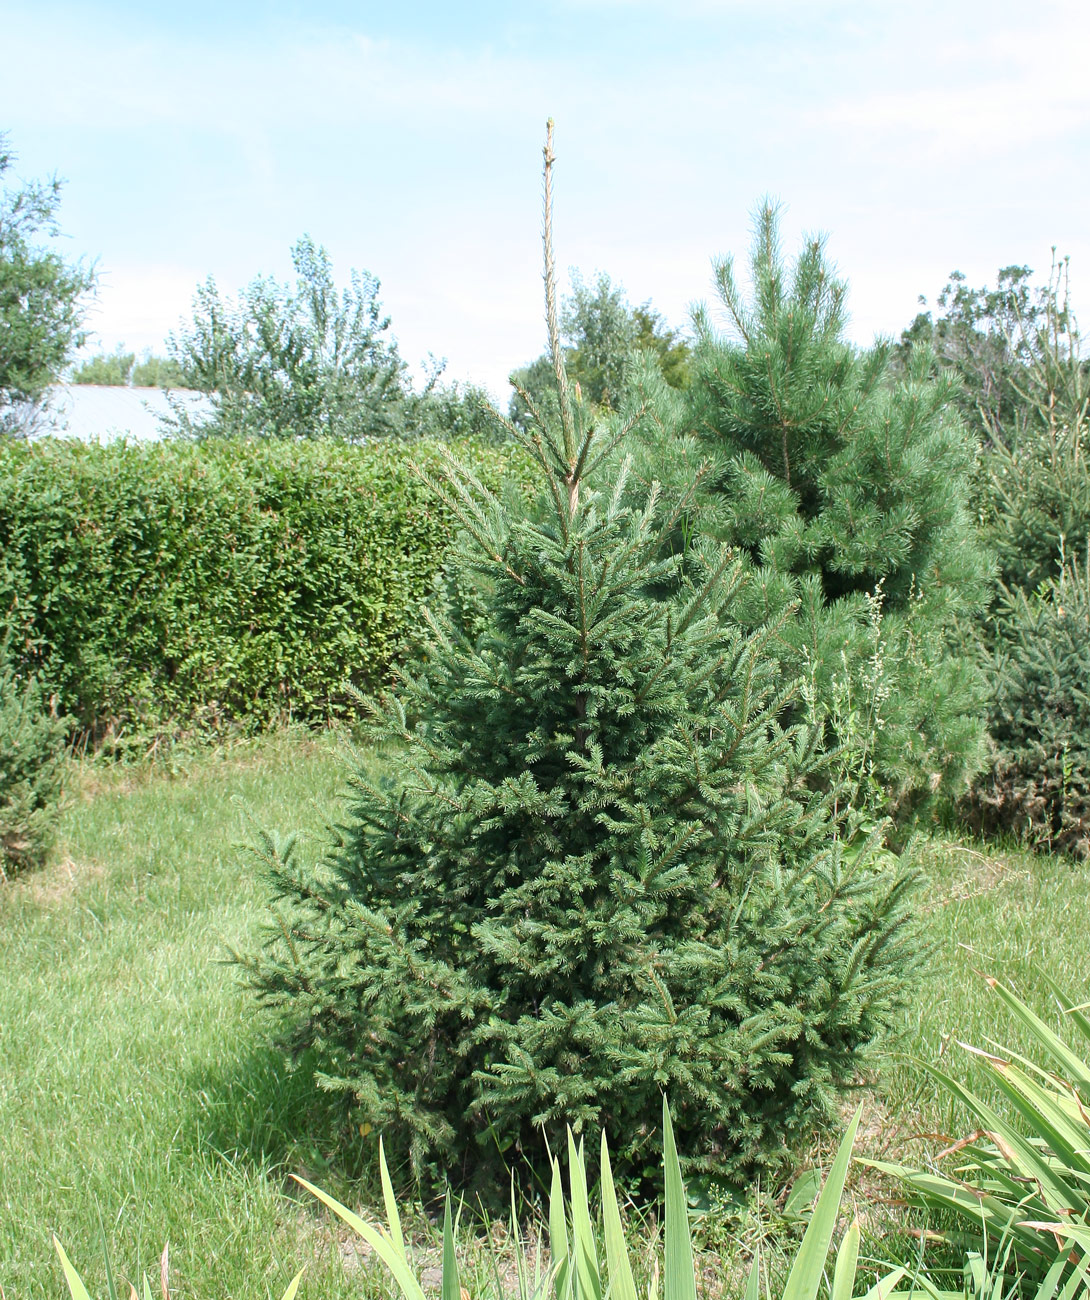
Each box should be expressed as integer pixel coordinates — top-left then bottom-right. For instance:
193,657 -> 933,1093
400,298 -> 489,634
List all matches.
0,437 -> 522,742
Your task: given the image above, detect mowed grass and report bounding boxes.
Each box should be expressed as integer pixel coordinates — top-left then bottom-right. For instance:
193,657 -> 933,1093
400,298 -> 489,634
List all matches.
2,729 -> 1088,1297
0,729 -> 370,1299
877,836 -> 1089,1145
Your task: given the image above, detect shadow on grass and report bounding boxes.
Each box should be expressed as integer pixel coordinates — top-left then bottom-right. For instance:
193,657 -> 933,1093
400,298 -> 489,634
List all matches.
182,1039 -> 380,1201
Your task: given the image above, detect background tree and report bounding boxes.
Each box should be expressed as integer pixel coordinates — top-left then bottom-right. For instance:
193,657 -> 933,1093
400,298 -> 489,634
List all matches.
922,258 -> 1090,855
895,265 -> 1040,445
682,204 -> 991,817
241,125 -> 920,1192
72,346 -> 189,388
509,270 -> 690,429
70,345 -> 134,386
906,255 -> 1090,596
166,236 -> 410,440
0,133 -> 96,435
966,546 -> 1090,859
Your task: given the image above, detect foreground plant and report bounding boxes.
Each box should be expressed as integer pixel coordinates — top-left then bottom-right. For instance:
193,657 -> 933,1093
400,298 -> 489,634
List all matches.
54,1102 -> 894,1300
240,123 -> 919,1187
867,976 -> 1090,1287
301,1100 -> 895,1300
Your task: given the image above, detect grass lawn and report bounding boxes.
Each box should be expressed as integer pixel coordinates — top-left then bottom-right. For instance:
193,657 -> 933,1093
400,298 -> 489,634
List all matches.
2,729 -> 1086,1298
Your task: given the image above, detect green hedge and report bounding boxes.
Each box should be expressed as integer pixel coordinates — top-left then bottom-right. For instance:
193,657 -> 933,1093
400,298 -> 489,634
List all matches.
0,437 -> 520,742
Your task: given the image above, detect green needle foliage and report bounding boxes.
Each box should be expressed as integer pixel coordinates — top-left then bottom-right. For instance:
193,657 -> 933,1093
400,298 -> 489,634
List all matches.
967,548 -> 1090,859
241,127 -> 920,1190
0,632 -> 65,876
683,205 -> 991,818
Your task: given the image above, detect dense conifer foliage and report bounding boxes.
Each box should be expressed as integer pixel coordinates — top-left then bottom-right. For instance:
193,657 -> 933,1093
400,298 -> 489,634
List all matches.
967,548 -> 1090,859
242,131 -> 920,1188
682,206 -> 991,816
0,634 -> 65,875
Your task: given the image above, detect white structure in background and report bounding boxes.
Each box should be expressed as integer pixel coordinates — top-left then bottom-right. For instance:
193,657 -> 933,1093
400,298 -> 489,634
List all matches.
32,385 -> 213,442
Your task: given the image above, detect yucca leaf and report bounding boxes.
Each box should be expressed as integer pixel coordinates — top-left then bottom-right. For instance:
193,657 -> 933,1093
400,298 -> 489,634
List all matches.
782,1104 -> 861,1300
567,1129 -> 602,1300
985,981 -> 1090,1093
662,1097 -> 697,1300
983,1055 -> 1090,1183
1054,1247 -> 1090,1300
859,1268 -> 908,1300
600,1130 -> 638,1300
53,1238 -> 95,1300
280,1268 -> 306,1300
1034,1251 -> 1074,1300
295,1174 -> 428,1300
379,1137 -> 408,1262
831,1220 -> 860,1300
861,1160 -> 1044,1255
1041,975 -> 1090,1052
442,1193 -> 461,1300
549,1155 -> 572,1300
921,1064 -> 1081,1215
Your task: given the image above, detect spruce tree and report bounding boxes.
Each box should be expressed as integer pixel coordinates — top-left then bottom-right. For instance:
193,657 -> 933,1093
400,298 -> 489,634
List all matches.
968,547 -> 1090,859
242,129 -> 919,1188
682,207 -> 991,817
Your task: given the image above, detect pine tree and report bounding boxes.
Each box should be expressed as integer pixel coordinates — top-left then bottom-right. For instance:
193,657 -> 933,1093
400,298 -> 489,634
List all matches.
683,206 -> 991,817
241,130 -> 920,1189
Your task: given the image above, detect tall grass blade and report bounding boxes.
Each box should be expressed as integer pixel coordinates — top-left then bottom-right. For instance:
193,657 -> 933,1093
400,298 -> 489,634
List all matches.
96,1207 -> 118,1300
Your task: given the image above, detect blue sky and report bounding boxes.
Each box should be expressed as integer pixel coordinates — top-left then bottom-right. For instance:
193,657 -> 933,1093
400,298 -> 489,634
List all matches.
3,0 -> 1088,396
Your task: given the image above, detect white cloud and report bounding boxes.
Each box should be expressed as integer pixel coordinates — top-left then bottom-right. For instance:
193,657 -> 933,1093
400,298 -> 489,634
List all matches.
6,0 -> 1088,397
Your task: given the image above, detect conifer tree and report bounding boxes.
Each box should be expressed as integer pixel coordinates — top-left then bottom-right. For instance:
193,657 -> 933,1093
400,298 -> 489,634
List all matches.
683,207 -> 991,817
241,130 -> 920,1188
969,548 -> 1090,859
0,634 -> 66,875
